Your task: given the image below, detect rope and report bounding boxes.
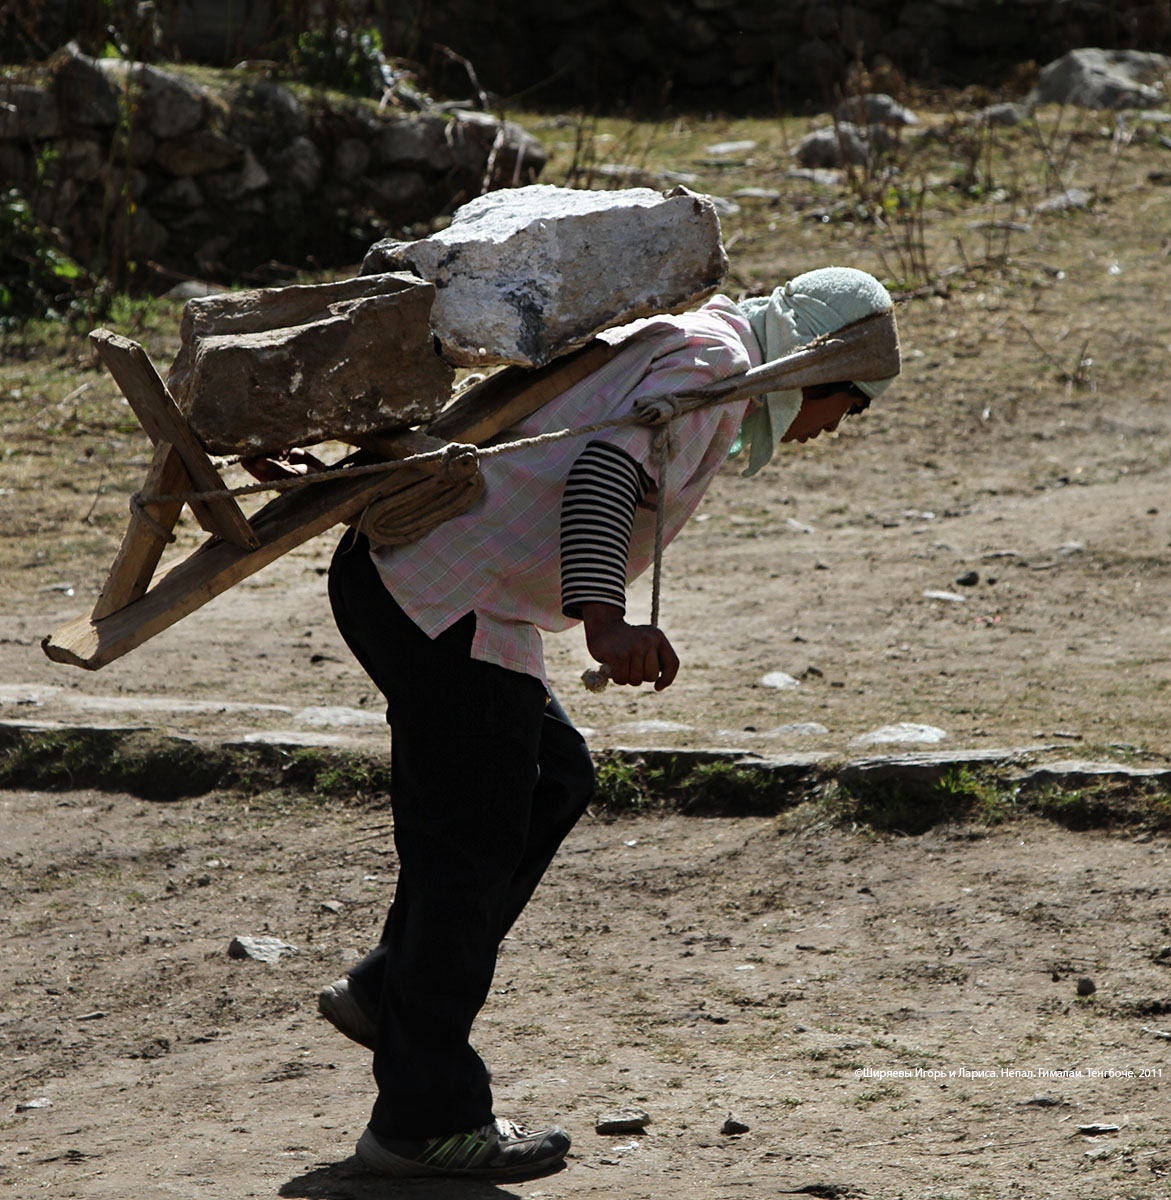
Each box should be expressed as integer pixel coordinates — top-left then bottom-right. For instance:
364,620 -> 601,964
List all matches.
131,385 -> 727,510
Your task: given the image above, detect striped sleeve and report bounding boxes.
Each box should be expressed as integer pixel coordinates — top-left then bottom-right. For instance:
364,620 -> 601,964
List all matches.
560,440 -> 653,618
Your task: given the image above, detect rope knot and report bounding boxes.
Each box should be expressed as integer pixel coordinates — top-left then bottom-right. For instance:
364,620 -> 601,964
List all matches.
440,442 -> 480,481
633,396 -> 683,426
129,492 -> 178,543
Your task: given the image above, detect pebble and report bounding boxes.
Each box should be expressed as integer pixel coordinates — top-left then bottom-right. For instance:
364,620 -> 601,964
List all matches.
922,589 -> 968,603
760,672 -> 800,689
1021,1094 -> 1064,1107
320,900 -> 344,915
955,570 -> 979,586
1076,976 -> 1097,997
595,1107 -> 650,1135
15,1097 -> 53,1111
228,935 -> 298,963
721,1115 -> 750,1135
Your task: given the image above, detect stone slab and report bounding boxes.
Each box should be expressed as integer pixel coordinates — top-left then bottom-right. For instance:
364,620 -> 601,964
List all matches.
361,184 -> 727,367
166,273 -> 454,456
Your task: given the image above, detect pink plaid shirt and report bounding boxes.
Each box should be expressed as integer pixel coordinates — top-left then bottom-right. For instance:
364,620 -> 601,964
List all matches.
369,295 -> 760,685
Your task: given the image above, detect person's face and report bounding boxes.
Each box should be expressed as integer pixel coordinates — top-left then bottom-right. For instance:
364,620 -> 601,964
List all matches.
780,388 -> 860,444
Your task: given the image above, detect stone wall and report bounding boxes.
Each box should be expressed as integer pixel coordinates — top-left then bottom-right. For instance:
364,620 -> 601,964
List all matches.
0,45 -> 546,282
384,0 -> 1171,112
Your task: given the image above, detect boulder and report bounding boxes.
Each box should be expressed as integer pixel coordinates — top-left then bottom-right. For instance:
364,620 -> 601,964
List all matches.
835,93 -> 919,127
361,184 -> 727,367
792,122 -> 872,168
1031,48 -> 1168,110
167,273 -> 454,456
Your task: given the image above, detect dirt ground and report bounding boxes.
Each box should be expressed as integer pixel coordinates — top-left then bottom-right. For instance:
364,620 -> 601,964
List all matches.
3,100 -> 1171,1198
4,788 -> 1171,1200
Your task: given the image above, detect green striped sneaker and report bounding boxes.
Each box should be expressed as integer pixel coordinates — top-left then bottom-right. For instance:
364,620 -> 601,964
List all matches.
356,1117 -> 571,1179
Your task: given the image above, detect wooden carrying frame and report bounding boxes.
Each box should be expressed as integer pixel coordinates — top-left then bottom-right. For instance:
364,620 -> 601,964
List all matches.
42,332 -> 621,671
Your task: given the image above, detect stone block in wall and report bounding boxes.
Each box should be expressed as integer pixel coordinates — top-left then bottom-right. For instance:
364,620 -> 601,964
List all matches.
368,169 -> 429,213
131,207 -> 169,258
361,184 -> 727,368
154,129 -> 242,176
115,126 -> 157,166
167,273 -> 454,456
200,167 -> 248,204
0,84 -> 61,141
51,138 -> 105,184
271,135 -> 323,193
804,5 -> 840,39
240,147 -> 270,191
899,1 -> 951,29
224,80 -> 308,149
95,60 -> 206,139
0,144 -> 33,187
375,114 -> 451,168
53,44 -> 121,127
153,177 -> 204,210
333,138 -> 371,183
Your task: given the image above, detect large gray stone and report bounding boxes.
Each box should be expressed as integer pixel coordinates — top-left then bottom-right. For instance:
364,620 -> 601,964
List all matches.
96,60 -> 206,139
361,184 -> 727,368
167,274 -> 454,456
1031,48 -> 1169,110
0,83 -> 61,141
53,43 -> 121,127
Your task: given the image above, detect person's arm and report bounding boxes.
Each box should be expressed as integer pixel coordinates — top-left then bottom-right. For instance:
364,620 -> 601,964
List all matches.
561,441 -> 680,691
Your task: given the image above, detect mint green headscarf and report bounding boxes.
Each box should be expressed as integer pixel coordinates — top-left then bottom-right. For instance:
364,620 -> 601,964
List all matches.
733,266 -> 896,476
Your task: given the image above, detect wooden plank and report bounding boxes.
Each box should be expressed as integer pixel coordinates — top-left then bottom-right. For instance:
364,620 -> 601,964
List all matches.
428,338 -> 621,444
90,442 -> 187,620
43,336 -> 626,670
43,466 -> 412,669
90,329 -> 260,550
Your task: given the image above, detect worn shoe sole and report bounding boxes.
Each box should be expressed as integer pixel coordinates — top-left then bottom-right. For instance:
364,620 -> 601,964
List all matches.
317,976 -> 377,1050
356,1123 -> 571,1180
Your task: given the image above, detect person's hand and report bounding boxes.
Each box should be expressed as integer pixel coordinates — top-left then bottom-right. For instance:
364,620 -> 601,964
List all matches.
240,449 -> 327,483
580,602 -> 680,691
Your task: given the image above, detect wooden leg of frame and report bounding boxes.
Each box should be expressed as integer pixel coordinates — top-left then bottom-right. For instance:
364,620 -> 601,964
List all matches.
90,329 -> 260,550
90,442 -> 189,621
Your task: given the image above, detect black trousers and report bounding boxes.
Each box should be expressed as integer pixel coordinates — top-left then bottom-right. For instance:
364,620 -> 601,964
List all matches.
327,532 -> 596,1139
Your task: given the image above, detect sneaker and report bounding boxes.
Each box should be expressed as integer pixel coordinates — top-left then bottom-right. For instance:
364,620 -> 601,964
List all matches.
317,976 -> 378,1050
356,1117 -> 571,1179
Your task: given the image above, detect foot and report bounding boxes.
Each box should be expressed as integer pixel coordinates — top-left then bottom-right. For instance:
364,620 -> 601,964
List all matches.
356,1117 -> 571,1179
317,976 -> 377,1050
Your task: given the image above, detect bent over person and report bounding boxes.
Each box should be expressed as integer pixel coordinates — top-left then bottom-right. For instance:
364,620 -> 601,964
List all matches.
314,266 -> 900,1179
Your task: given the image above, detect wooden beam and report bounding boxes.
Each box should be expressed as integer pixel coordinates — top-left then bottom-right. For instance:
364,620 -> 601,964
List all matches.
43,337 -> 624,670
90,329 -> 260,550
90,442 -> 188,620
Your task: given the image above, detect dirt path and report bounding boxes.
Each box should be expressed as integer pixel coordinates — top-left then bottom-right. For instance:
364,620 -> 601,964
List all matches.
4,786 -> 1171,1200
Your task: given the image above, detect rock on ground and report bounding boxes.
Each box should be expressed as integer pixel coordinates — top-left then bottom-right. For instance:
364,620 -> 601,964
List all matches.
167,273 -> 453,456
361,184 -> 728,367
835,93 -> 918,127
1031,48 -> 1169,109
792,122 -> 876,168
